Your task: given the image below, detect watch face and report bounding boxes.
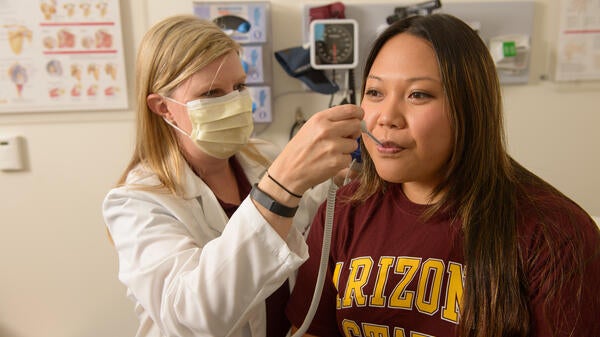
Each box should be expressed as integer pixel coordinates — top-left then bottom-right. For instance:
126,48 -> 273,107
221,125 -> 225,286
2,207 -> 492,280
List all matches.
314,23 -> 355,65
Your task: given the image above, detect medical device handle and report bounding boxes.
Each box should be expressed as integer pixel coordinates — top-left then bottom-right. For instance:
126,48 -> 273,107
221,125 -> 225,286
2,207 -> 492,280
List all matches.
348,68 -> 356,105
291,179 -> 338,337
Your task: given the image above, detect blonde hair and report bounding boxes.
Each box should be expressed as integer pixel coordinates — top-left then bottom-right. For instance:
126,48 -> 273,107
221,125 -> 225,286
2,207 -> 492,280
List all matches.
117,15 -> 268,195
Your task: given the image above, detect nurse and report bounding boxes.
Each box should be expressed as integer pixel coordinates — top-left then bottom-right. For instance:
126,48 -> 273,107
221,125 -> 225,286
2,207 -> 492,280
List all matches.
102,15 -> 362,337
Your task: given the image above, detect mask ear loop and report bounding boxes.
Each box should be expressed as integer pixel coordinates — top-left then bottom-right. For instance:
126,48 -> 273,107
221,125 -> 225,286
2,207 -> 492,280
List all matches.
207,53 -> 229,94
163,95 -> 185,106
163,54 -> 229,138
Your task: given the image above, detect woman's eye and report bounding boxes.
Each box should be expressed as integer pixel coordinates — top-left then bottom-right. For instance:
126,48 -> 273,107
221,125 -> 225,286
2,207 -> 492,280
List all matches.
410,91 -> 432,98
235,83 -> 247,91
202,90 -> 219,98
409,91 -> 432,99
364,89 -> 382,98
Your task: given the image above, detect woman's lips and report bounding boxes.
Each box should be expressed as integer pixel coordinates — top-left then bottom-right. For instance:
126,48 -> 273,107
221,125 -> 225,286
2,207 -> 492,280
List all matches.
376,141 -> 405,154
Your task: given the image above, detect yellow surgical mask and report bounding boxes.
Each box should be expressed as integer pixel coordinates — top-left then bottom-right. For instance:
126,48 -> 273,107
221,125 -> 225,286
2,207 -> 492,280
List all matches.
164,89 -> 254,159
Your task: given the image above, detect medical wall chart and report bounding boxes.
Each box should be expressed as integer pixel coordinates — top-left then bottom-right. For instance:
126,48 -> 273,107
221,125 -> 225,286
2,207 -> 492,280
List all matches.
0,0 -> 128,113
556,0 -> 600,81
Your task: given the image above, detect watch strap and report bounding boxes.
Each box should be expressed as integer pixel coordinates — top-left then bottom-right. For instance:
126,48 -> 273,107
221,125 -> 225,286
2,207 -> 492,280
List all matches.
250,183 -> 298,218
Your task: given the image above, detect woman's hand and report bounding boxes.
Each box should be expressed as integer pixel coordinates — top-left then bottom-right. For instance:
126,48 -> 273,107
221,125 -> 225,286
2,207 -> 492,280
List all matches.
252,104 -> 362,239
268,104 -> 363,195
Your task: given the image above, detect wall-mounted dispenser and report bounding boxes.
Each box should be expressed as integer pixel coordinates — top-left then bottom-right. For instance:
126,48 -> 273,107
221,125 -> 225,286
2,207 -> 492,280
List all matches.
0,136 -> 24,171
489,34 -> 530,74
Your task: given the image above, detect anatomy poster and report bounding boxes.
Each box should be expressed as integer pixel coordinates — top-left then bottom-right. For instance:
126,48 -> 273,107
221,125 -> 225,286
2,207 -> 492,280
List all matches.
0,0 -> 128,113
555,0 -> 600,81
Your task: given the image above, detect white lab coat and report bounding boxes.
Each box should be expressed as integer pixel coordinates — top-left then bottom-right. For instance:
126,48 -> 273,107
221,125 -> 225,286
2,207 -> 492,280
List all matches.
103,139 -> 329,337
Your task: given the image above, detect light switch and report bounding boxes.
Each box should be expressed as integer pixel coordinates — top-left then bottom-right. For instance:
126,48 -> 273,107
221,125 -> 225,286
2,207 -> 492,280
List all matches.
0,136 -> 24,171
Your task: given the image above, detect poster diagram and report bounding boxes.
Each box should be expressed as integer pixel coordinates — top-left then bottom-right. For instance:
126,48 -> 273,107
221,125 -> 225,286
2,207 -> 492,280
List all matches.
556,0 -> 600,81
0,0 -> 128,113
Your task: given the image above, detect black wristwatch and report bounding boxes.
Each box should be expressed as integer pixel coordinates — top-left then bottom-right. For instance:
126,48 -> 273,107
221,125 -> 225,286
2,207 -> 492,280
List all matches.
250,183 -> 298,218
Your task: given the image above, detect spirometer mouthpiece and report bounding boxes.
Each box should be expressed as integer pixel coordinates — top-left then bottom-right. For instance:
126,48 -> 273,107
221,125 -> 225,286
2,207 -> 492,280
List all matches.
360,120 -> 383,146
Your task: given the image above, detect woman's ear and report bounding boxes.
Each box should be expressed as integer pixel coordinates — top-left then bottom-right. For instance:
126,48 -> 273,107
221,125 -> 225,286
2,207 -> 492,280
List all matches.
147,93 -> 172,119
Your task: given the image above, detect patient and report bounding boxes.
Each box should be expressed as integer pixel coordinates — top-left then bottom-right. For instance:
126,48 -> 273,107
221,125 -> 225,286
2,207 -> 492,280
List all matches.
286,13 -> 600,337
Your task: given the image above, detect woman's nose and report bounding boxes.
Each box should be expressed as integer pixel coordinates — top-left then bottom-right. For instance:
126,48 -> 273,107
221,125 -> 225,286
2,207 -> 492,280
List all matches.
377,101 -> 407,129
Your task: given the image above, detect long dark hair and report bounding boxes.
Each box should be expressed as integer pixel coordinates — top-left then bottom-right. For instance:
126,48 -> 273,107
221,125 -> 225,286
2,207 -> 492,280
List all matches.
355,13 -> 591,337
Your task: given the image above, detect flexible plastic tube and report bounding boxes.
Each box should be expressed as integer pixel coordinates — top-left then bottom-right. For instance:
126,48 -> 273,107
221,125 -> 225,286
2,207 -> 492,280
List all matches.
291,179 -> 338,337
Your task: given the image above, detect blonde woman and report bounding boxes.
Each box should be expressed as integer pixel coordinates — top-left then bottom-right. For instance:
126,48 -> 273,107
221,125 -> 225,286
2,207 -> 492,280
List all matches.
103,15 -> 362,337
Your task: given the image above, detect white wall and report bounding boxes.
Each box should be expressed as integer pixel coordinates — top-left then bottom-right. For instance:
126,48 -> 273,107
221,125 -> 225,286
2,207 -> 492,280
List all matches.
0,0 -> 598,336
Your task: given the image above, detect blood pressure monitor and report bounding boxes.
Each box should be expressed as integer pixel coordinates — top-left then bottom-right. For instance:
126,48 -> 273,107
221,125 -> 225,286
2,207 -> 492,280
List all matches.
309,19 -> 359,69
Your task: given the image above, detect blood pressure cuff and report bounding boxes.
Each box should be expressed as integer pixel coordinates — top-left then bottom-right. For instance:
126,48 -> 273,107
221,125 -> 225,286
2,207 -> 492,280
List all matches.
274,46 -> 339,95
309,2 -> 346,20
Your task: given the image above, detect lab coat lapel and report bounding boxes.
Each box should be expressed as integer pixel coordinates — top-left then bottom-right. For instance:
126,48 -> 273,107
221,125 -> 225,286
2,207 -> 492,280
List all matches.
182,164 -> 229,235
182,149 -> 268,236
